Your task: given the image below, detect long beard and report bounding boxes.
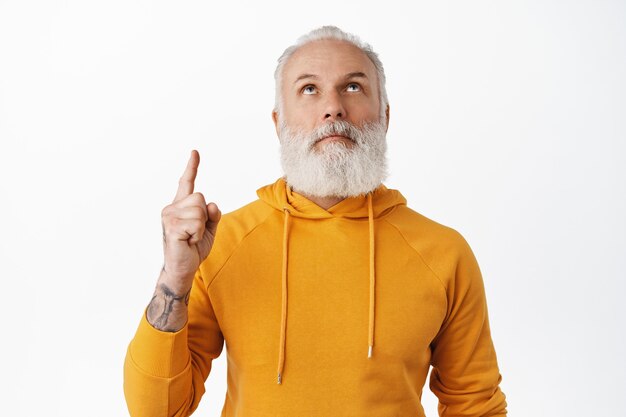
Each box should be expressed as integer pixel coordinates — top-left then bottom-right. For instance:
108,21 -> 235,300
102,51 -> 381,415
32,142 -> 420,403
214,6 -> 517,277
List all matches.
278,119 -> 388,198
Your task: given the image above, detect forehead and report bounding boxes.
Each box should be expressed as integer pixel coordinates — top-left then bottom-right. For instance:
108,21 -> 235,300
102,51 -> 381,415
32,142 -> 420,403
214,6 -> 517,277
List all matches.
283,39 -> 378,84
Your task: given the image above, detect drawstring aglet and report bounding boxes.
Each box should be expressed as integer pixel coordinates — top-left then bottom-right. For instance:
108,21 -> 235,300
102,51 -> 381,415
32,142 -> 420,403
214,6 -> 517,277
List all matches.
368,345 -> 373,358
277,373 -> 282,384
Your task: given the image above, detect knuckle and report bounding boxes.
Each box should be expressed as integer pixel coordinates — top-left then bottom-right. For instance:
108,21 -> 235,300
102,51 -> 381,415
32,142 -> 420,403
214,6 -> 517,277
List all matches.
192,192 -> 206,202
195,206 -> 208,219
161,208 -> 176,223
170,217 -> 179,226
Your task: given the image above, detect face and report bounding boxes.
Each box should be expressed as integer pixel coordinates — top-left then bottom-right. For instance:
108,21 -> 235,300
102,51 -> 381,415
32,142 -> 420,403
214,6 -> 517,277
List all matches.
272,39 -> 389,150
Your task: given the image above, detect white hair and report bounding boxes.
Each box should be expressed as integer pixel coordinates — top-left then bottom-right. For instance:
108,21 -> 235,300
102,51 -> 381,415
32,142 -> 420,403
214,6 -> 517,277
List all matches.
278,119 -> 388,198
273,25 -> 389,122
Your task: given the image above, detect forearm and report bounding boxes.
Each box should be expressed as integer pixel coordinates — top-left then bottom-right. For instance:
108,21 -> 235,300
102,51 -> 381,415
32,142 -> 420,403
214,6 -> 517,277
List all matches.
125,268 -> 222,417
146,269 -> 192,332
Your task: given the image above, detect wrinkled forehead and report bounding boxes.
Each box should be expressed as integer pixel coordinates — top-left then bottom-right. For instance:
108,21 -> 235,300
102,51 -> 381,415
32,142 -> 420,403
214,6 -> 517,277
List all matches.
282,39 -> 379,87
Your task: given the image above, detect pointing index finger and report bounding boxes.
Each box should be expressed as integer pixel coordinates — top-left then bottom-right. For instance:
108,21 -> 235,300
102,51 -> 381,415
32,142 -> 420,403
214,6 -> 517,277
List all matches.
173,150 -> 199,202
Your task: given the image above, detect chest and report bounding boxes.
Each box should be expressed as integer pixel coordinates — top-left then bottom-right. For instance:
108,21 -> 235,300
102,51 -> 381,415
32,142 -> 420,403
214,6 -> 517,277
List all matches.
208,219 -> 448,371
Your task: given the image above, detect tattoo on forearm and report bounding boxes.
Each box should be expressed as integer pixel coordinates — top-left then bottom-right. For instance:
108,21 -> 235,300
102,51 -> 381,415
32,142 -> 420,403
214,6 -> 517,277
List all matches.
147,283 -> 191,331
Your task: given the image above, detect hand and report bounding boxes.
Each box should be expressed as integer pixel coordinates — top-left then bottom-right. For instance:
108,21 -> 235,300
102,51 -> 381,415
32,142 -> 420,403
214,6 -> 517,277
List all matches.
160,150 -> 221,292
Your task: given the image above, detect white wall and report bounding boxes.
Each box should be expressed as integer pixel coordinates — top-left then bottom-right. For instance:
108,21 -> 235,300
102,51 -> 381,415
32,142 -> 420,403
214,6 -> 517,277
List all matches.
0,1 -> 624,416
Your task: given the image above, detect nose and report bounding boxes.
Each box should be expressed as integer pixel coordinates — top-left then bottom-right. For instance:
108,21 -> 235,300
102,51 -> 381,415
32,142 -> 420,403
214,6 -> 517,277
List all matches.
323,91 -> 346,122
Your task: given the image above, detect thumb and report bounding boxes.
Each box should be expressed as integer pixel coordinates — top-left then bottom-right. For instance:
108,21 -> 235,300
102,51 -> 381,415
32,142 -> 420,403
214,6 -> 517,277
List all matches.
206,202 -> 221,235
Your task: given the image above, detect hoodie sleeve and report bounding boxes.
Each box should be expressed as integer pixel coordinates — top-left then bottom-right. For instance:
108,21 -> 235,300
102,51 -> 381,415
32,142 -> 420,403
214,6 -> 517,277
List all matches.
123,269 -> 225,417
428,234 -> 508,417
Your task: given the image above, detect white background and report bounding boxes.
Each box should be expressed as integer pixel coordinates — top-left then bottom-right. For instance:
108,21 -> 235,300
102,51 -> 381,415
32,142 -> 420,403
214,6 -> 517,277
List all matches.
1,0 -> 624,416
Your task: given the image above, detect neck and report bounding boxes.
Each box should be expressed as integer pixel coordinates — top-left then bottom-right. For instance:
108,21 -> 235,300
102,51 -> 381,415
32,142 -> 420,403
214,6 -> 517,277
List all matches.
301,193 -> 346,210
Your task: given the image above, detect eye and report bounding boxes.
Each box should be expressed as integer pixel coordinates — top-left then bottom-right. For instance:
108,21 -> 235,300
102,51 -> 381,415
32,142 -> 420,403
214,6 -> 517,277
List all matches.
346,83 -> 361,92
302,85 -> 317,95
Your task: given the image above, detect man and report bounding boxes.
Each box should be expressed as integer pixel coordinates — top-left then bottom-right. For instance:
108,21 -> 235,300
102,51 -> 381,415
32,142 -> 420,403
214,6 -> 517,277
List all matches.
124,26 -> 508,417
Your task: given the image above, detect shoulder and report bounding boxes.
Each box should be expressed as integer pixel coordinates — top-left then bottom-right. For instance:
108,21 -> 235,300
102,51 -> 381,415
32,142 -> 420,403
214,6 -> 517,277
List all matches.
199,198 -> 276,286
385,205 -> 467,248
383,205 -> 476,288
218,199 -> 275,237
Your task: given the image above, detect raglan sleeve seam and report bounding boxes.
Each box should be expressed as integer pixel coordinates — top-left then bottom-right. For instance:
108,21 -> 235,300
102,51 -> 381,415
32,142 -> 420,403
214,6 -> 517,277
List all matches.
206,210 -> 276,291
382,218 -> 450,295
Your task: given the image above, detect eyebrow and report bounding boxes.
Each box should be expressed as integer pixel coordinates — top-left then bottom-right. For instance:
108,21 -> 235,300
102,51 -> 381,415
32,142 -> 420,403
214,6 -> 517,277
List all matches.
292,72 -> 369,85
344,71 -> 368,80
293,74 -> 318,84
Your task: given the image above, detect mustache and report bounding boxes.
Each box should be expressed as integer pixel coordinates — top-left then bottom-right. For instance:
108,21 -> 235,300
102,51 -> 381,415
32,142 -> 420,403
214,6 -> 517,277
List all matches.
278,119 -> 386,150
308,120 -> 362,148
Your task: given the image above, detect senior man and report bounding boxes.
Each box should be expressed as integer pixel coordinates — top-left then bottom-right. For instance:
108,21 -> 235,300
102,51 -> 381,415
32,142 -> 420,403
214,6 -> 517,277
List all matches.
124,26 -> 508,417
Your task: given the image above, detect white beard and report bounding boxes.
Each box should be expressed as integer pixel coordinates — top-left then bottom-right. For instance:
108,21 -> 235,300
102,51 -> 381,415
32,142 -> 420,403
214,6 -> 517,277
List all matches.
278,118 -> 388,198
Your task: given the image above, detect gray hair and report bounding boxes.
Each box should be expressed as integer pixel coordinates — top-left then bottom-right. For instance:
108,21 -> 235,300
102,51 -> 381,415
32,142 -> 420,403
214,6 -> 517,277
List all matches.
273,25 -> 389,121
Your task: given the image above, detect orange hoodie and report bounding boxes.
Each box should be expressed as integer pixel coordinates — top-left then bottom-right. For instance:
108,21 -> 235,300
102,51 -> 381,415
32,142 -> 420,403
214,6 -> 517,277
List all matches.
124,178 -> 507,416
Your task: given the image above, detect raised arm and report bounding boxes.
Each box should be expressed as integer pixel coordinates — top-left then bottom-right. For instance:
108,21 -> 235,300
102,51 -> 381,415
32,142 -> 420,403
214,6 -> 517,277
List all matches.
124,150 -> 224,417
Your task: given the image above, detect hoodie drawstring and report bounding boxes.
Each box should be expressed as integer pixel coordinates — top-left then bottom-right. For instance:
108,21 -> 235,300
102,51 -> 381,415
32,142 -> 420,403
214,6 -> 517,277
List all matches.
277,208 -> 290,384
367,192 -> 376,359
276,196 -> 377,384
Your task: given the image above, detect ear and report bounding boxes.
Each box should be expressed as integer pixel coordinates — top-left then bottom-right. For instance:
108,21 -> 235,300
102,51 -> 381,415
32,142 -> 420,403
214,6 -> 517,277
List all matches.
272,110 -> 280,137
385,104 -> 390,132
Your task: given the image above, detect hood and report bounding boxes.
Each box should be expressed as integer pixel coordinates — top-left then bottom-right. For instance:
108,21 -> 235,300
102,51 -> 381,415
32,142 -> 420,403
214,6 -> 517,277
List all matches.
256,178 -> 408,385
257,177 -> 407,220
